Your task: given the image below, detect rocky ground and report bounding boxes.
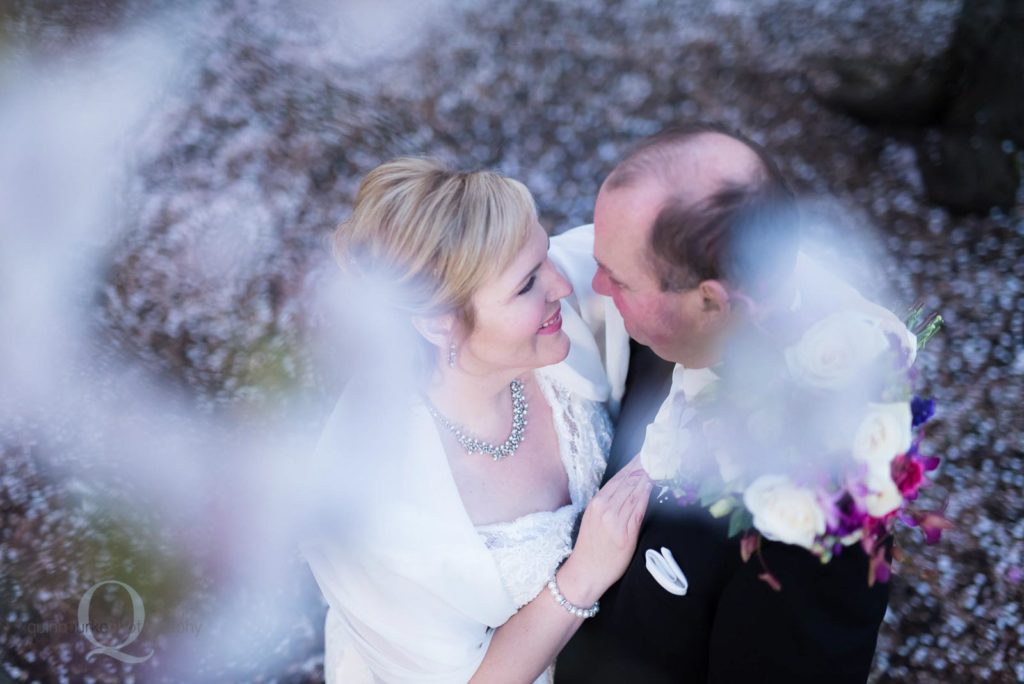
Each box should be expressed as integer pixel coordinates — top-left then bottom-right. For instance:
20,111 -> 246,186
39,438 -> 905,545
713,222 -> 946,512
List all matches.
2,0 -> 1022,682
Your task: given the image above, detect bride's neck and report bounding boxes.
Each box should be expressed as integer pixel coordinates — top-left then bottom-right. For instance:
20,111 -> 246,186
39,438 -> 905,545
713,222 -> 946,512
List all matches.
427,367 -> 526,435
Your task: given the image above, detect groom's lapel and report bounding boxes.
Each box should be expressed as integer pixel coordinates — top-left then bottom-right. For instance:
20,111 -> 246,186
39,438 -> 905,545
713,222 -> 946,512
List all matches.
605,342 -> 675,483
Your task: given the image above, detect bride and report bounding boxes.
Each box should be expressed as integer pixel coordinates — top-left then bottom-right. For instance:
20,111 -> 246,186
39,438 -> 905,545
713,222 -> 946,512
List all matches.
303,158 -> 647,683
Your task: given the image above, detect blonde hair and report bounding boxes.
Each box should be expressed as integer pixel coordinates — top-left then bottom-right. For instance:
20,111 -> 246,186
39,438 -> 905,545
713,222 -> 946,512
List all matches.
334,157 -> 537,369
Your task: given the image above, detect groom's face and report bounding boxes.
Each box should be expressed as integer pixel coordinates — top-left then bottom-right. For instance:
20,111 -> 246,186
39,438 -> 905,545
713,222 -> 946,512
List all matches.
593,183 -> 726,367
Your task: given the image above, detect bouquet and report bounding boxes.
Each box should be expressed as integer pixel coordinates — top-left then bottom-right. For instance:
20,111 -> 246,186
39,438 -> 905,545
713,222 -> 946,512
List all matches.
641,302 -> 947,589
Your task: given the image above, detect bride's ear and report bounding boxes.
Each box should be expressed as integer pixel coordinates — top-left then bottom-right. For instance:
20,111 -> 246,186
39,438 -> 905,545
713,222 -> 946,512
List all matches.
411,313 -> 456,349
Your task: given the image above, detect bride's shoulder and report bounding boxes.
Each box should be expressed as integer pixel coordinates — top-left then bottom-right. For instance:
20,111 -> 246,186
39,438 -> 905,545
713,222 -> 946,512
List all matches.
545,224 -> 629,410
549,224 -> 595,277
310,376 -> 432,487
548,224 -> 604,328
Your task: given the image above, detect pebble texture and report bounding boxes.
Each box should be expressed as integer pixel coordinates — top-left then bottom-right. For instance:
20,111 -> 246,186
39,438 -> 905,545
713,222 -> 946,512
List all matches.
2,0 -> 1022,682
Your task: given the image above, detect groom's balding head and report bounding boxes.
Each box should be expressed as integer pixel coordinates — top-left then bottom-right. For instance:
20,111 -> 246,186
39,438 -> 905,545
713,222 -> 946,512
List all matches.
603,123 -> 798,294
605,123 -> 768,203
592,123 -> 800,366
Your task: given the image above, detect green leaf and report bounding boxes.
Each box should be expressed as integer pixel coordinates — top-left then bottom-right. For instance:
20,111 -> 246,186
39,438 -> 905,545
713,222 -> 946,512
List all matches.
904,301 -> 925,331
727,506 -> 754,538
916,314 -> 944,350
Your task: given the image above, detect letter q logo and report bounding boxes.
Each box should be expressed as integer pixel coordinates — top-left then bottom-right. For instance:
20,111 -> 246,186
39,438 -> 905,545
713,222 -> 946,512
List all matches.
78,580 -> 154,663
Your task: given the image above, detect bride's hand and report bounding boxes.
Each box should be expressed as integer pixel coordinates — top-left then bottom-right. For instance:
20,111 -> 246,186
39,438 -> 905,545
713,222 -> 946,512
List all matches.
557,454 -> 651,606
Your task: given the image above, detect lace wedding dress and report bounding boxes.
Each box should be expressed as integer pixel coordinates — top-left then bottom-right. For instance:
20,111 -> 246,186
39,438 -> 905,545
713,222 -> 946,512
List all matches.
321,368 -> 612,684
474,369 -> 612,683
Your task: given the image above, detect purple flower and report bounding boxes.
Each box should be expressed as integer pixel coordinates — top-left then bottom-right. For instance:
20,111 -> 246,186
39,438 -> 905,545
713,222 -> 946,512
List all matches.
911,396 -> 935,428
827,492 -> 867,538
675,491 -> 699,506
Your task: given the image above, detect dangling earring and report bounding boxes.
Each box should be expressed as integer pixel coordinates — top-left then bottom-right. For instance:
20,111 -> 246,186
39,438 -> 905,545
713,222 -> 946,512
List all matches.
448,342 -> 457,369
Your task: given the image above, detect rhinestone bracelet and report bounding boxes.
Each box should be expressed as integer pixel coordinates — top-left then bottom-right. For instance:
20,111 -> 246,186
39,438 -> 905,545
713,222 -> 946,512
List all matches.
546,574 -> 599,619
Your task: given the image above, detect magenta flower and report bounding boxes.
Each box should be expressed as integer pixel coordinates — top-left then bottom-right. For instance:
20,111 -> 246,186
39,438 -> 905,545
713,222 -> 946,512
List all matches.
891,454 -> 925,499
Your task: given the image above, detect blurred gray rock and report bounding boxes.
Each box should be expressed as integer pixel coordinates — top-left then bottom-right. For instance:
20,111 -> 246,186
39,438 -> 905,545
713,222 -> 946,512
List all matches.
813,0 -> 1023,214
917,131 -> 1020,214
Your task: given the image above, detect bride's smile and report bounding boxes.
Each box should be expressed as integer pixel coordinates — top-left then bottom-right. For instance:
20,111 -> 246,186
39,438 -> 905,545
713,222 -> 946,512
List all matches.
538,309 -> 562,334
452,220 -> 573,377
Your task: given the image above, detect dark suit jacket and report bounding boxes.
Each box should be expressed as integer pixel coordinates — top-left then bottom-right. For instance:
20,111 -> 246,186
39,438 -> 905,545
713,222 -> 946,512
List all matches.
556,343 -> 890,683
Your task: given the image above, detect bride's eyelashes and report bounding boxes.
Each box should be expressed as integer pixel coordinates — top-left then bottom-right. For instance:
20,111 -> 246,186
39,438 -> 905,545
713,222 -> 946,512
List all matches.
518,275 -> 536,295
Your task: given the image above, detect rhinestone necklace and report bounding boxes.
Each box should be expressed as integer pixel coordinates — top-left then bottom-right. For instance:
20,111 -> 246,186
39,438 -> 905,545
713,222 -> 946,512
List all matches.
426,379 -> 528,461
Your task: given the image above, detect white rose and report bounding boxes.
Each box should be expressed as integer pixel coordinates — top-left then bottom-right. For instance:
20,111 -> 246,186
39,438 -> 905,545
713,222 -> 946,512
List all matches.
743,475 -> 826,550
640,422 -> 691,481
785,311 -> 891,390
862,469 -> 902,517
852,402 -> 913,471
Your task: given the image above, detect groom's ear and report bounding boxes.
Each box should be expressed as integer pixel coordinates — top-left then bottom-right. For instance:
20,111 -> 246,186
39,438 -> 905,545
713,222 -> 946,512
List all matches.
698,280 -> 732,317
411,313 -> 456,348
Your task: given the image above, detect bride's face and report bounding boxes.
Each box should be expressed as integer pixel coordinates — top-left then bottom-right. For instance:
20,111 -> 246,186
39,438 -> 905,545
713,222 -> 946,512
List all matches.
459,222 -> 572,375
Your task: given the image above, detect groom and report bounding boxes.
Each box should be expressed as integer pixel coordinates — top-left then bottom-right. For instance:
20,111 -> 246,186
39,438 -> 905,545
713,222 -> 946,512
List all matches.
556,123 -> 890,683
